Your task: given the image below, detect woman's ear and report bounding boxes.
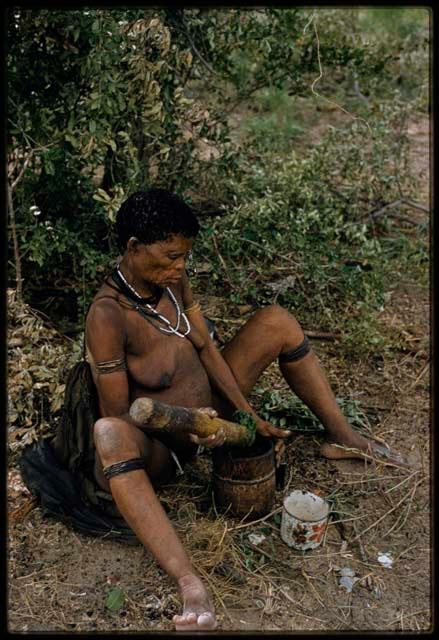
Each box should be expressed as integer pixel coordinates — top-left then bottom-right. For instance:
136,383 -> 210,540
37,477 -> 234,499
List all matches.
127,236 -> 140,253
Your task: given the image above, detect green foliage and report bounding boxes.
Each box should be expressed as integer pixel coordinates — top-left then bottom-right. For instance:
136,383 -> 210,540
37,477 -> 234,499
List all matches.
7,7 -> 429,357
356,8 -> 430,106
7,9 -> 235,314
233,410 -> 257,443
253,387 -> 372,435
191,89 -> 428,357
105,587 -> 125,612
242,88 -> 304,153
7,289 -> 83,456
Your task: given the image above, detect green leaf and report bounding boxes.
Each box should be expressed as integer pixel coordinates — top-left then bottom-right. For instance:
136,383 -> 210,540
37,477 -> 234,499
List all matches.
105,586 -> 125,612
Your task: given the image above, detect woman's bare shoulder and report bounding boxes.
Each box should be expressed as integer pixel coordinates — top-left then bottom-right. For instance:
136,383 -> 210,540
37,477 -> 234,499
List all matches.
86,282 -> 125,329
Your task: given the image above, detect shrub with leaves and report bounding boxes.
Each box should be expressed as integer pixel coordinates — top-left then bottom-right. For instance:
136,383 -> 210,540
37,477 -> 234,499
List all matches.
191,95 -> 427,356
7,8 -> 406,317
7,288 -> 83,456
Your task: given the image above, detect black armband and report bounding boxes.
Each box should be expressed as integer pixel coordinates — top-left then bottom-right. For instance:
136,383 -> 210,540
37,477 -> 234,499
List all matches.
102,457 -> 145,480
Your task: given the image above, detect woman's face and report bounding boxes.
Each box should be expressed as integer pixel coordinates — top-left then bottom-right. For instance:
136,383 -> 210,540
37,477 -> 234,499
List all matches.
128,234 -> 194,288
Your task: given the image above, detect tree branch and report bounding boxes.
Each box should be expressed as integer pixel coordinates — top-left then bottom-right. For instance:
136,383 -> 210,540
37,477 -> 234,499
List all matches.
7,183 -> 23,301
10,150 -> 34,192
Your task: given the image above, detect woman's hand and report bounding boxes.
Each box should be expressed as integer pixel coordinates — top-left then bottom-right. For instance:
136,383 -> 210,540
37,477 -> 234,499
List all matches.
255,418 -> 291,467
188,407 -> 227,449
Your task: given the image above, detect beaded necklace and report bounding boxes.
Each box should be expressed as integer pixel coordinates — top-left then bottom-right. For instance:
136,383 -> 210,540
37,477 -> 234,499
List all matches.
113,266 -> 190,338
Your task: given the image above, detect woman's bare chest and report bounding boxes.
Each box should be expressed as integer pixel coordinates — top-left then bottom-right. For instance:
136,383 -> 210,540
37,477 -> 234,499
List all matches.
124,294 -> 205,390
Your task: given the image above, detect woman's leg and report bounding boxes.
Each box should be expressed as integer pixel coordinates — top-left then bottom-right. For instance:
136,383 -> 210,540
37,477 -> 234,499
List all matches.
93,417 -> 217,630
215,305 -> 406,465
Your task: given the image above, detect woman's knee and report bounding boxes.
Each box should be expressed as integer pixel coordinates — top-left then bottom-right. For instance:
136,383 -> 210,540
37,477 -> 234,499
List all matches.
93,417 -> 142,463
254,305 -> 305,352
254,304 -> 302,332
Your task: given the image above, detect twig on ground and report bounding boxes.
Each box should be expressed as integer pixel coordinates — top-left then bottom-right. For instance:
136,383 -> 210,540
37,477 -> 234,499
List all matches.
406,361 -> 430,392
301,567 -> 325,608
322,443 -> 408,470
254,564 -> 326,623
385,470 -> 419,494
387,213 -> 422,226
277,587 -> 326,624
9,496 -> 39,525
228,506 -> 282,532
210,316 -> 244,325
352,521 -> 373,590
385,609 -> 430,628
383,479 -> 420,537
197,565 -> 233,622
337,475 -> 406,487
350,478 -> 424,542
217,522 -> 228,548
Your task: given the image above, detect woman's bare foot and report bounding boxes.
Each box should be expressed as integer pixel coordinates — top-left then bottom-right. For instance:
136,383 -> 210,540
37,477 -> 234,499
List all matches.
173,573 -> 217,631
320,431 -> 410,468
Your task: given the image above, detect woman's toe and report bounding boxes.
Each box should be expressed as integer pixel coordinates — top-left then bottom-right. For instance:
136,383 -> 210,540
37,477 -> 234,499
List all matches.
197,612 -> 217,629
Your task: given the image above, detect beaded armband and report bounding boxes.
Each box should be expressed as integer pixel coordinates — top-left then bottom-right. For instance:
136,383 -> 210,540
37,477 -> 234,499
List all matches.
94,357 -> 127,375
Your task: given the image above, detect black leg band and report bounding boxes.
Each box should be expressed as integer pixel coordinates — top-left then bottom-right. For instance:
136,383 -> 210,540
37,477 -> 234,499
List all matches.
278,335 -> 311,363
102,457 -> 146,480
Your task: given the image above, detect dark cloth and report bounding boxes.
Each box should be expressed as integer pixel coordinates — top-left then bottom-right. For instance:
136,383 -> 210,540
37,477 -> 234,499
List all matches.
19,360 -> 138,543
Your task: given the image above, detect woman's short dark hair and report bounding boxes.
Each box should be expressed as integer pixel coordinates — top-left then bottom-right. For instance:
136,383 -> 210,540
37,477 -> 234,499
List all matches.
115,188 -> 200,252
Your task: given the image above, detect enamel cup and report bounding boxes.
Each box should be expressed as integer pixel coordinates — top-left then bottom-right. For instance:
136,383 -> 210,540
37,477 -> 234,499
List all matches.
280,490 -> 330,550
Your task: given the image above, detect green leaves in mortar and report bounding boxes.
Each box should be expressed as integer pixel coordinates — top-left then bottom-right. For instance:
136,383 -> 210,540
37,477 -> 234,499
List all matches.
105,586 -> 125,612
233,410 -> 257,446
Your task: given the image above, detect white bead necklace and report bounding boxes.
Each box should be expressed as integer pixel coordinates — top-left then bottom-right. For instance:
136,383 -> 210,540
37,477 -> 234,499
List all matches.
116,266 -> 190,338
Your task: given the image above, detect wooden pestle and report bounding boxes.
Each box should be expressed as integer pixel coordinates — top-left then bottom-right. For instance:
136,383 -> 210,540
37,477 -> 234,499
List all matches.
129,397 -> 255,447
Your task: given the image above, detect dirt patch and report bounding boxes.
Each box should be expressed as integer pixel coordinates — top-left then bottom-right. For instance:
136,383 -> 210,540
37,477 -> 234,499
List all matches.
7,115 -> 431,632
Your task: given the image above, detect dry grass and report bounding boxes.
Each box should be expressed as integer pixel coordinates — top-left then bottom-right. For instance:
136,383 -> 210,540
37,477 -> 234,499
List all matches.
8,280 -> 431,632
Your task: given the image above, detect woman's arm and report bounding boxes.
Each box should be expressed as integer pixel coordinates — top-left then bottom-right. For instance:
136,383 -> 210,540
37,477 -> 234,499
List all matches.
182,272 -> 288,431
181,271 -> 257,416
85,299 -> 132,420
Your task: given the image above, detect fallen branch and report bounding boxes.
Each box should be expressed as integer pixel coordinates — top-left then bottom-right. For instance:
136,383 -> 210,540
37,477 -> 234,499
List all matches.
372,199 -> 404,218
402,198 -> 430,214
304,330 -> 339,341
387,212 -> 422,226
209,318 -> 339,341
365,197 -> 430,222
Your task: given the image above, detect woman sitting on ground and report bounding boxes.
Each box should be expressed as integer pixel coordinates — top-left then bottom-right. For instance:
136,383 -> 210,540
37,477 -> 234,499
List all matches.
83,188 -> 406,631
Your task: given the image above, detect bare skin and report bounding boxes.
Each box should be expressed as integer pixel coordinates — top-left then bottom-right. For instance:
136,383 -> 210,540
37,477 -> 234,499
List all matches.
86,234 -> 407,631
